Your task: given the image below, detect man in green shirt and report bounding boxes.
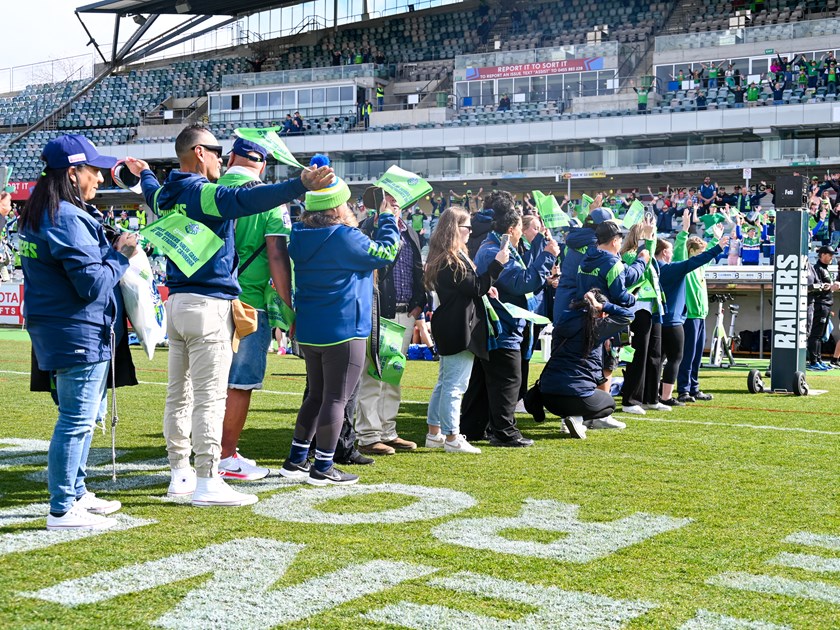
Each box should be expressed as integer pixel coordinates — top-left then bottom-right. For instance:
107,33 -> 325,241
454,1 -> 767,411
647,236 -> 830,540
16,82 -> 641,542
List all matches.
218,138 -> 293,481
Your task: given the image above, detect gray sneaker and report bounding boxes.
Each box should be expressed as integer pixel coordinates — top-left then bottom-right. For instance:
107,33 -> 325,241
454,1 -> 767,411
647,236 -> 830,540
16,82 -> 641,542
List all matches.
307,466 -> 359,487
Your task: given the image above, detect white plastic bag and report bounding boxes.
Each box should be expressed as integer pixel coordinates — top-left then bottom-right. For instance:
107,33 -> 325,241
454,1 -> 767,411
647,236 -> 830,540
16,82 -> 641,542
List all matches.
120,249 -> 166,359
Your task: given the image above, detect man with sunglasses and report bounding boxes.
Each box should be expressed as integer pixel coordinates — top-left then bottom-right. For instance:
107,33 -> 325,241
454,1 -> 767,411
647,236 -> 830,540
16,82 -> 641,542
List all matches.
125,124 -> 333,507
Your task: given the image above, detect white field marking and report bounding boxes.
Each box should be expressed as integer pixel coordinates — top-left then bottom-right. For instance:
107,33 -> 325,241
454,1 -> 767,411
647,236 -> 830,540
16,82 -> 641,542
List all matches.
253,483 -> 477,525
433,499 -> 691,563
783,531 -> 840,551
707,572 -> 840,605
769,552 -> 840,574
627,416 -> 840,436
89,471 -> 171,492
0,438 -> 51,469
0,502 -> 51,527
23,538 -> 303,606
155,559 -> 437,630
1,446 -> 125,471
24,456 -> 164,483
0,513 -> 154,557
677,609 -> 792,630
365,571 -> 656,630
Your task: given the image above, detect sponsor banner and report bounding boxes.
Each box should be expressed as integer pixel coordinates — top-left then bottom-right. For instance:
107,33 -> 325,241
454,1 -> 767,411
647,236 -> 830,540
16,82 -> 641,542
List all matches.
0,283 -> 24,325
563,171 -> 607,179
9,181 -> 37,201
465,58 -> 604,81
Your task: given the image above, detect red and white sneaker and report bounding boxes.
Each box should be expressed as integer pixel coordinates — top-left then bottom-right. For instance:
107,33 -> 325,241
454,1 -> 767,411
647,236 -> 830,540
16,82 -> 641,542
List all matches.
219,451 -> 269,481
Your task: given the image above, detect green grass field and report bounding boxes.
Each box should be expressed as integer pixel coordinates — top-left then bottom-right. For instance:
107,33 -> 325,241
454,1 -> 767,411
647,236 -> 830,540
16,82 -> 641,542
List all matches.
1,335 -> 839,629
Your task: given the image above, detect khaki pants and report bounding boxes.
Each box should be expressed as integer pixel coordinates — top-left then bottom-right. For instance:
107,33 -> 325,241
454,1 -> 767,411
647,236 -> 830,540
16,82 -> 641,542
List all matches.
163,293 -> 233,478
355,311 -> 416,446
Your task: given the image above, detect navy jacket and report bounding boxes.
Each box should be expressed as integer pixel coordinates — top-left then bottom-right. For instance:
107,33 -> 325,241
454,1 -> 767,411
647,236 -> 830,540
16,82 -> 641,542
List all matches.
554,225 -> 596,321
577,247 -> 647,308
21,201 -> 130,371
466,209 -> 494,259
539,302 -> 634,398
659,244 -> 723,327
139,169 -> 307,299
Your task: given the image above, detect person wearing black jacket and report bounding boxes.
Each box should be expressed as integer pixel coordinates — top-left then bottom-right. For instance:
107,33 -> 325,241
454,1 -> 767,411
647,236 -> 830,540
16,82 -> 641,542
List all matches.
806,245 -> 840,369
424,207 -> 507,453
356,205 -> 427,455
467,191 -> 511,258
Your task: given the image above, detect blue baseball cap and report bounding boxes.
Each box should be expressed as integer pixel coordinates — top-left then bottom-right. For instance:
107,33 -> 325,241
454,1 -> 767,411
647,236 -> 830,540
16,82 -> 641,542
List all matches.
41,134 -> 117,169
585,207 -> 615,226
230,138 -> 268,162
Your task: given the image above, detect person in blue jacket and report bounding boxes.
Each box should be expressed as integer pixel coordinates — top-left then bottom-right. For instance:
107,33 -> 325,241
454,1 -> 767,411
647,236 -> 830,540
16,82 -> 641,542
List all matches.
527,290 -> 634,439
460,196 -> 560,447
279,177 -> 400,485
125,124 -> 333,507
19,134 -> 138,530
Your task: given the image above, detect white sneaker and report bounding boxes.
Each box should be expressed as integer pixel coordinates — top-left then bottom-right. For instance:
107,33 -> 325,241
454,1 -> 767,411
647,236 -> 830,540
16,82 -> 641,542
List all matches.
75,492 -> 121,515
642,402 -> 672,412
585,416 -> 627,430
444,435 -> 481,454
46,503 -> 117,531
622,404 -> 647,415
219,452 -> 269,481
425,433 -> 445,448
167,467 -> 197,497
563,416 -> 587,439
191,476 -> 258,507
514,399 -> 527,413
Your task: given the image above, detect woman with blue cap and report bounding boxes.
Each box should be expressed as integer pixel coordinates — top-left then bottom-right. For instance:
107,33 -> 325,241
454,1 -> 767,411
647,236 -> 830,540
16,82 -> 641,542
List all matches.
18,134 -> 138,530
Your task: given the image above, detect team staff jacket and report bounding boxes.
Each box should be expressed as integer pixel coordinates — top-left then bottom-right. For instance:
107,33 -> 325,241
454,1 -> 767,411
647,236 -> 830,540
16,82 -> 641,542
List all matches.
431,254 -> 504,361
553,225 -> 597,321
659,241 -> 724,328
474,232 -> 556,352
360,214 -> 426,319
576,246 -> 648,307
289,213 -> 399,346
20,201 -> 130,371
138,169 -> 307,300
539,302 -> 634,398
807,260 -> 834,307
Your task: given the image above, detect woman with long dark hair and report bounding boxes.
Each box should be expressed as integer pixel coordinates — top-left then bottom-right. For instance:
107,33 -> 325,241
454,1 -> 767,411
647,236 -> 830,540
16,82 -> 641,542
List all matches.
424,206 -> 508,454
526,290 -> 634,439
19,135 -> 137,530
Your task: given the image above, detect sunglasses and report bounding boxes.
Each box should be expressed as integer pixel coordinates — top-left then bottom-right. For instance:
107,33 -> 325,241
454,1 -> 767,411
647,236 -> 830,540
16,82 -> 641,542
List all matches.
459,223 -> 472,232
192,143 -> 224,158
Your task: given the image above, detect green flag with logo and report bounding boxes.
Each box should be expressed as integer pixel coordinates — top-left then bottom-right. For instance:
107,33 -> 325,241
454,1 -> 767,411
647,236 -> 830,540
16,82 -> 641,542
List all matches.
578,193 -> 594,222
0,165 -> 13,193
622,199 -> 646,229
375,166 -> 433,209
532,190 -> 569,229
698,212 -> 728,236
233,127 -> 306,169
140,212 -> 224,277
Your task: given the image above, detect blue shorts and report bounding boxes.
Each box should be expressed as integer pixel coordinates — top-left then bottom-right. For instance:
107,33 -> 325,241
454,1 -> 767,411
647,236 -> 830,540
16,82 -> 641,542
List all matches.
228,310 -> 271,389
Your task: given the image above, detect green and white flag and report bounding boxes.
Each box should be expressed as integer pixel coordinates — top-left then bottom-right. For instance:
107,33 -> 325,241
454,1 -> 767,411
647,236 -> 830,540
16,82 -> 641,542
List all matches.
622,199 -> 646,229
375,166 -> 433,209
0,165 -> 12,193
533,190 -> 569,229
500,302 -> 552,325
233,127 -> 306,169
698,212 -> 728,236
140,213 -> 224,278
577,193 -> 594,222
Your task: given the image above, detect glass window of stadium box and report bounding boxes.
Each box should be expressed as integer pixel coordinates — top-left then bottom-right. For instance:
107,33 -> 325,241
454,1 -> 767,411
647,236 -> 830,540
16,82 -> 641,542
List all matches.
780,131 -> 816,162
209,82 -> 356,123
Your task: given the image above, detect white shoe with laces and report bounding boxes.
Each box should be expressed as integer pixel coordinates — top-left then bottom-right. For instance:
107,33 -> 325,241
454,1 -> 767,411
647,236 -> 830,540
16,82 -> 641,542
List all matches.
191,476 -> 258,507
444,435 -> 481,454
563,416 -> 588,439
167,467 -> 197,497
75,492 -> 121,515
585,416 -> 627,430
219,451 -> 270,481
46,503 -> 117,531
425,433 -> 445,448
642,402 -> 672,412
622,404 -> 647,415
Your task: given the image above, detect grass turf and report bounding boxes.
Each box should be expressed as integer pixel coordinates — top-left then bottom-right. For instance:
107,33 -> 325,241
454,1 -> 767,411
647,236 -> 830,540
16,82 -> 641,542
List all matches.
0,336 -> 839,629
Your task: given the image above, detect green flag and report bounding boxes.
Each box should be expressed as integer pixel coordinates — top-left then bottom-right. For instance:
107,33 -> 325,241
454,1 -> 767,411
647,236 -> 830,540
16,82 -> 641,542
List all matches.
581,193 -> 594,213
532,190 -> 569,229
367,318 -> 407,386
233,127 -> 306,169
622,199 -> 646,229
698,212 -> 728,235
375,166 -> 433,209
499,302 -> 552,325
0,165 -> 12,192
140,213 -> 224,278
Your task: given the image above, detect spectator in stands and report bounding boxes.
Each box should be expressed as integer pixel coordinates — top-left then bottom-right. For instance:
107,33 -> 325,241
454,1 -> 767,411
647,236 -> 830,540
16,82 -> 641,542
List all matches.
466,191 -> 499,258
332,49 -> 342,66
430,192 -> 447,217
125,124 -> 334,506
355,187 -> 426,457
746,81 -> 761,107
497,94 -> 511,111
293,111 -> 304,135
826,60 -> 838,95
281,113 -> 294,135
363,100 -> 372,129
0,191 -> 11,234
424,206 -> 507,454
410,204 -> 426,246
769,78 -> 785,105
631,80 -> 653,113
694,89 -> 707,111
697,176 -> 717,215
732,83 -> 745,108
734,215 -> 762,265
511,8 -> 523,34
374,50 -> 386,67
217,138 -> 292,482
702,62 -> 724,89
376,85 -> 385,111
477,16 -> 491,45
450,188 -> 483,213
20,135 -> 133,531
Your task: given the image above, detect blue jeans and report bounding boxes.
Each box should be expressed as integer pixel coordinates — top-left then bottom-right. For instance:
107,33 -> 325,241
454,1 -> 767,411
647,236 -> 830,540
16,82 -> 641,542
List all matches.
678,318 -> 705,395
48,360 -> 109,513
427,350 -> 475,435
228,310 -> 271,389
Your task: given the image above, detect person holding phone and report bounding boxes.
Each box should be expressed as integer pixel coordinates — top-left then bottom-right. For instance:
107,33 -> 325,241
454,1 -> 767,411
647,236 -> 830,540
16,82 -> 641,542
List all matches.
460,194 -> 559,447
424,206 -> 508,453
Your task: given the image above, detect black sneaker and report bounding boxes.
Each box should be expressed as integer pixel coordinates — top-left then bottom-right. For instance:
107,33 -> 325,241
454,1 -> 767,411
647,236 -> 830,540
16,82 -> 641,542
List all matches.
692,391 -> 713,401
831,358 -> 840,367
661,397 -> 685,407
342,451 -> 375,466
677,393 -> 696,403
279,458 -> 311,480
307,465 -> 359,486
523,385 -> 546,423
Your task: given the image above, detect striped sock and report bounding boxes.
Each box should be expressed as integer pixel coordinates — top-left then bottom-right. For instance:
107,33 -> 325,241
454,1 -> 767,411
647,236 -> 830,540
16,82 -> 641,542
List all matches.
288,439 -> 311,465
313,448 -> 335,473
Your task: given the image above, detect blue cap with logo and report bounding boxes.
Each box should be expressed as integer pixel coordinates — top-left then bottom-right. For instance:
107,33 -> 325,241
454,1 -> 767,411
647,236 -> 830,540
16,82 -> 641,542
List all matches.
230,137 -> 268,162
41,134 -> 118,169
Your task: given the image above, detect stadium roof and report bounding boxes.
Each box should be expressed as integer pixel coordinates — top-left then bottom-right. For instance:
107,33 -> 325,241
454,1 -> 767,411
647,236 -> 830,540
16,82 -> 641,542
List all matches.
76,0 -> 305,16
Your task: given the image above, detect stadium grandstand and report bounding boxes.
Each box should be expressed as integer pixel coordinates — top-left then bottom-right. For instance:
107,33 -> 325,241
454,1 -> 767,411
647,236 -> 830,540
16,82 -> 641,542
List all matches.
0,0 -> 839,202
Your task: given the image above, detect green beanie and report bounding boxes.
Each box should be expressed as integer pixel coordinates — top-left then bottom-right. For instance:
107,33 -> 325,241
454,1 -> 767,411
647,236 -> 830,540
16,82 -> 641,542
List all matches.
304,176 -> 351,211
